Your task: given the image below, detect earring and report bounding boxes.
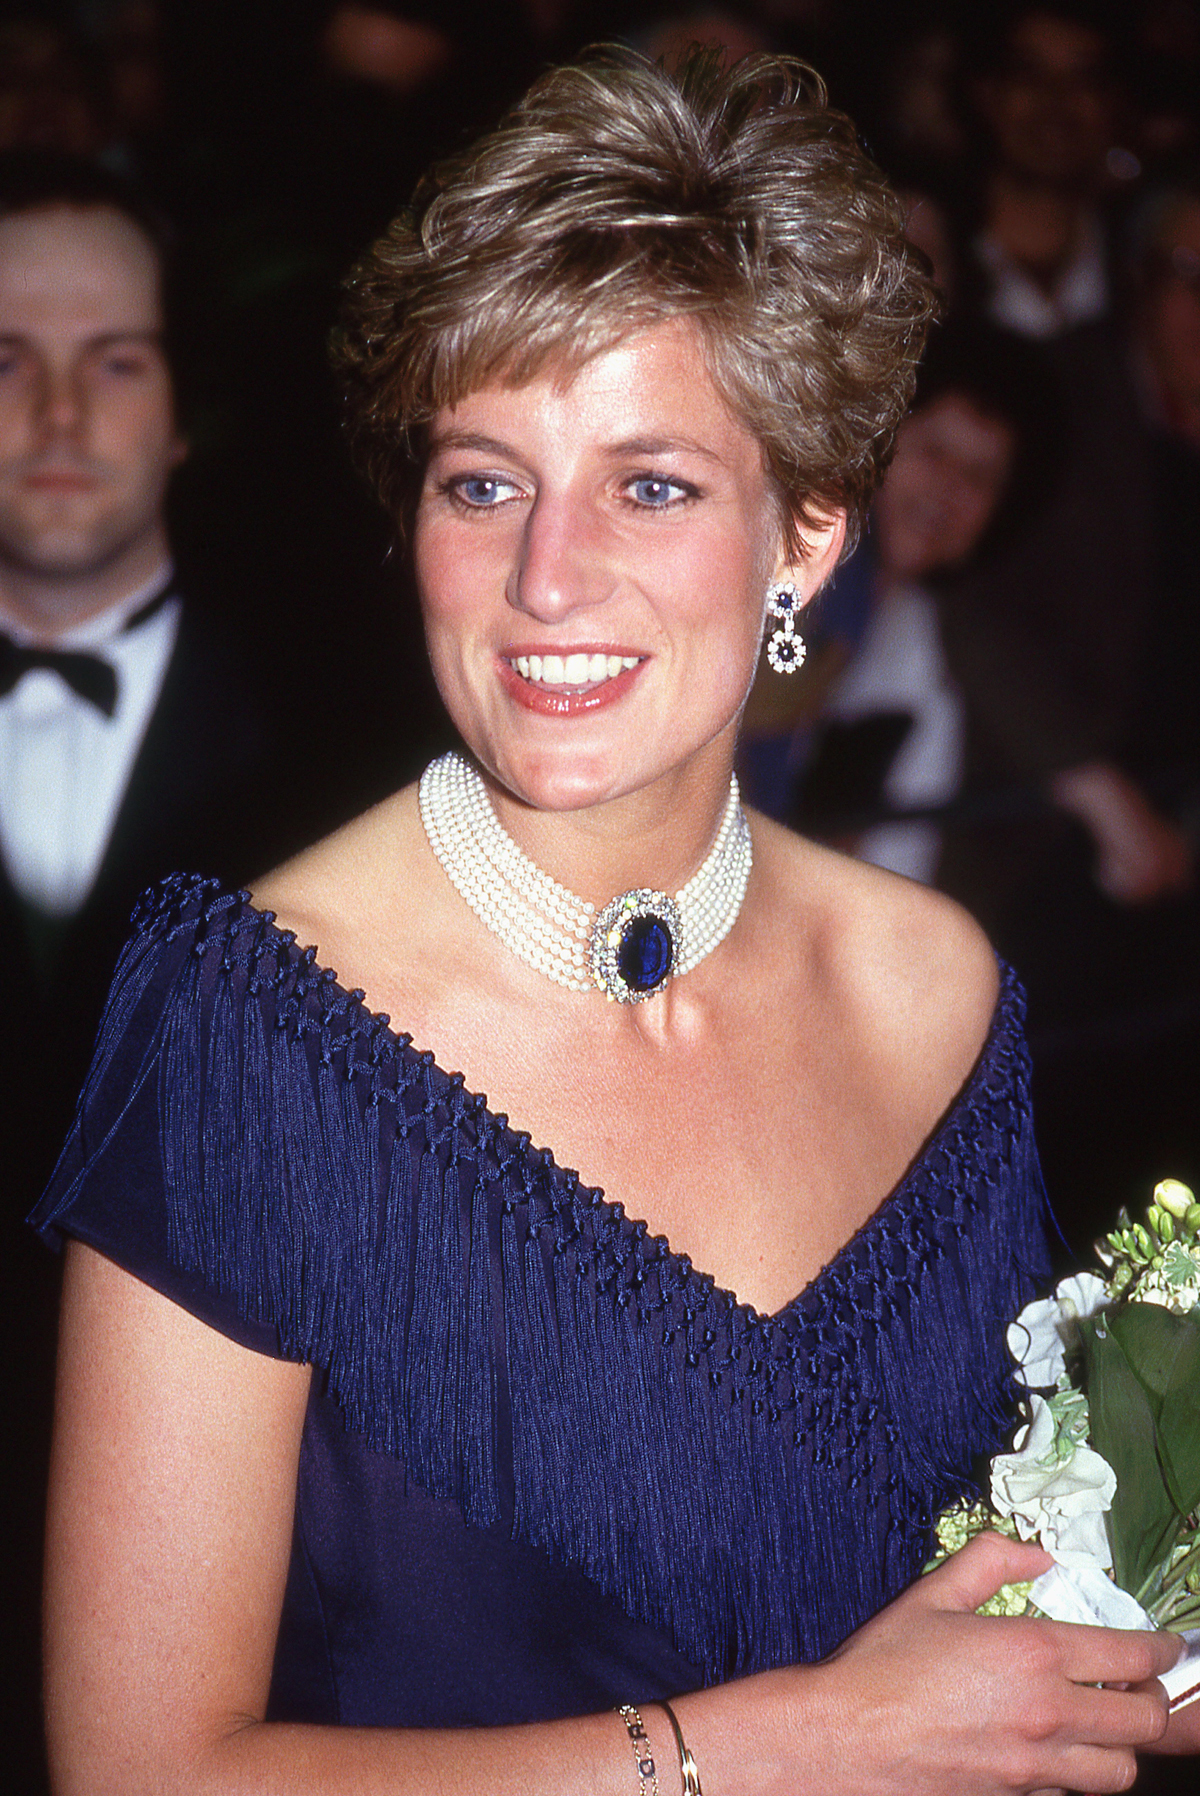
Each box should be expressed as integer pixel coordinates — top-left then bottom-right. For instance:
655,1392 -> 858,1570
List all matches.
765,582 -> 806,673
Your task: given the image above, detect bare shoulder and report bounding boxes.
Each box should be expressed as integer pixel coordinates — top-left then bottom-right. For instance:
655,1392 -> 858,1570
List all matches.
751,813 -> 999,1086
250,784 -> 430,964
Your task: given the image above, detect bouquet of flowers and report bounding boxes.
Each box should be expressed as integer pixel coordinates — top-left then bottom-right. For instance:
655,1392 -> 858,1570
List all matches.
929,1179 -> 1200,1709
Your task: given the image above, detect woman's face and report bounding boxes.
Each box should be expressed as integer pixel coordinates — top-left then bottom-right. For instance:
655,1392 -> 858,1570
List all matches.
414,316 -> 838,815
874,392 -> 1014,582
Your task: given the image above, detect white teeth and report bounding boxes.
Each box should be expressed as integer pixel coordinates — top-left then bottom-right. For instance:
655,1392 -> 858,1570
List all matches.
510,653 -> 641,686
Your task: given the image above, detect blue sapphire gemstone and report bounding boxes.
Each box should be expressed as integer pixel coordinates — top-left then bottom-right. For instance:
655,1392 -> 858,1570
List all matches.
617,913 -> 674,992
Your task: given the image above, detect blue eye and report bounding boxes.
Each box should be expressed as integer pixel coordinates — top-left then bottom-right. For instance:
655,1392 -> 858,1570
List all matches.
628,475 -> 697,508
632,477 -> 678,506
450,475 -> 520,507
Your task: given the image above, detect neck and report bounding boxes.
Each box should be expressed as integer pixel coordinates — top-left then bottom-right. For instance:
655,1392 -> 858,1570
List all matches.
0,521 -> 172,641
484,754 -> 739,909
418,748 -> 752,1008
986,172 -> 1087,280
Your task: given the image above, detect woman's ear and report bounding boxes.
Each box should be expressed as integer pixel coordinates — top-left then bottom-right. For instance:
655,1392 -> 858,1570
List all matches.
772,509 -> 847,605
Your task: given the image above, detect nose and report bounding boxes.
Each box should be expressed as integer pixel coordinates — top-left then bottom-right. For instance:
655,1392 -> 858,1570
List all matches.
35,358 -> 86,442
507,490 -> 611,622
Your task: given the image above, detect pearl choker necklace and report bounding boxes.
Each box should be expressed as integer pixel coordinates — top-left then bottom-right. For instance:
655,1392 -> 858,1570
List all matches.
418,751 -> 752,1003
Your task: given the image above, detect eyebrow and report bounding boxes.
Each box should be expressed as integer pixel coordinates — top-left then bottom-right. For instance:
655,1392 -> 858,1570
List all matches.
606,434 -> 725,464
425,429 -> 726,464
425,431 -> 515,459
0,329 -> 163,350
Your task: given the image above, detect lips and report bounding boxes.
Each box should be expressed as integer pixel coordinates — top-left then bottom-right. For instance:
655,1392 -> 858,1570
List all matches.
499,649 -> 644,715
22,466 -> 98,492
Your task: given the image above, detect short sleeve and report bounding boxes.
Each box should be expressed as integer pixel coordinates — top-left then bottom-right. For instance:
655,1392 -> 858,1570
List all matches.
30,876 -> 284,1354
29,871 -> 505,1530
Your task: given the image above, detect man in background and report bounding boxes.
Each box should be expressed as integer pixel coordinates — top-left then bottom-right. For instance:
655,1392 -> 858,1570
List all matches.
969,0 -> 1126,337
0,151 -> 277,1793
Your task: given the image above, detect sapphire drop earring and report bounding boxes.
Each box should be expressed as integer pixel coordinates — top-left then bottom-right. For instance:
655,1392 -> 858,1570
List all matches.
765,582 -> 806,673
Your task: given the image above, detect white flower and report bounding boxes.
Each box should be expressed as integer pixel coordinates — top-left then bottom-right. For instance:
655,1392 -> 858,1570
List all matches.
990,1394 -> 1116,1571
1030,1561 -> 1153,1632
1007,1272 -> 1109,1387
1135,1252 -> 1200,1314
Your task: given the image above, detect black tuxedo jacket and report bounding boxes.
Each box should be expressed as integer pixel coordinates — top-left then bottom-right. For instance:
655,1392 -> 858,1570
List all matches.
0,597 -> 288,1208
0,592 -> 304,1794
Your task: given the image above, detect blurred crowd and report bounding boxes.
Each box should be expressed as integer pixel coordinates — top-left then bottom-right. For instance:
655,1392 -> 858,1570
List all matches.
1,2 -> 1199,1789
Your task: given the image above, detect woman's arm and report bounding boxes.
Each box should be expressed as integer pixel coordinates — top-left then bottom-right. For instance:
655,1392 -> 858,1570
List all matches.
673,1533 -> 1179,1796
45,1243 -> 663,1796
46,1244 -> 1180,1796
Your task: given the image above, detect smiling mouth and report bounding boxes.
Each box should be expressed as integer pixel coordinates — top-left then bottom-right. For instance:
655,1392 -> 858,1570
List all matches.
507,652 -> 641,690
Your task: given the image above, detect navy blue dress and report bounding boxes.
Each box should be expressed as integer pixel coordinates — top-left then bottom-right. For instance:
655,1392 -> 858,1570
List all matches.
31,873 -> 1050,1727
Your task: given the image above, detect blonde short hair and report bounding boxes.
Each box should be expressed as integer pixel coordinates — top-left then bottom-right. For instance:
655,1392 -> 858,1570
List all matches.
334,45 -> 936,552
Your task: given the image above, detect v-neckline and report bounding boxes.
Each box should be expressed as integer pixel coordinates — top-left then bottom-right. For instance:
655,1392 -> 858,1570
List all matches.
237,891 -> 1020,1333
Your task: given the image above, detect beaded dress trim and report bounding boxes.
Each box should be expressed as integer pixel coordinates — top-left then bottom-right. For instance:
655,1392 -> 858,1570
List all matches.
39,874 -> 1050,1682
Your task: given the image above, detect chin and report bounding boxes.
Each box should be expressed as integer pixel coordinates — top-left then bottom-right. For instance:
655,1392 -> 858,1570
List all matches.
487,746 -> 635,814
1,523 -> 118,579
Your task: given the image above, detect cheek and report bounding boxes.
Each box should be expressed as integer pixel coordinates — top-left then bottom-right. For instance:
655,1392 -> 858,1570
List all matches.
0,386 -> 33,449
96,391 -> 175,463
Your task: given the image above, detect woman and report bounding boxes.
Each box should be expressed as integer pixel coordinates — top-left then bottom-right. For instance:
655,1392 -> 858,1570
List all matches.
34,47 -> 1189,1795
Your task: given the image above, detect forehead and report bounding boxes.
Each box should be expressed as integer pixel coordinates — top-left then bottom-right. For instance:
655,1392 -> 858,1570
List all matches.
908,392 -> 1015,463
434,318 -> 760,464
1010,13 -> 1107,76
0,204 -> 162,337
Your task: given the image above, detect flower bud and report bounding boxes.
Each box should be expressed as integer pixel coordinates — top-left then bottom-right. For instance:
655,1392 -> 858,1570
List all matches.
1155,1179 -> 1194,1219
1186,1204 -> 1200,1235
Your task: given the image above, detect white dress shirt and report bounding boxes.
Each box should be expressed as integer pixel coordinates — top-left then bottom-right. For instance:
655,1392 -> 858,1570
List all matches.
0,565 -> 180,917
974,212 -> 1109,340
826,579 -> 964,886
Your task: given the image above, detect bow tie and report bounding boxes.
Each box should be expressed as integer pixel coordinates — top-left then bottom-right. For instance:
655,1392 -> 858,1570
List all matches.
0,580 -> 175,717
0,638 -> 118,715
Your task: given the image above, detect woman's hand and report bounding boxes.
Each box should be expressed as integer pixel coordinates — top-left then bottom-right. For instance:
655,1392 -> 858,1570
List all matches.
818,1533 -> 1176,1795
677,1533 -> 1178,1796
47,1252 -> 1183,1796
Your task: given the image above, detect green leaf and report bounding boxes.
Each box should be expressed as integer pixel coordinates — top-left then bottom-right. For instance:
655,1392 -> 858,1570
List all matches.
1109,1307 -> 1200,1515
1079,1317 -> 1178,1594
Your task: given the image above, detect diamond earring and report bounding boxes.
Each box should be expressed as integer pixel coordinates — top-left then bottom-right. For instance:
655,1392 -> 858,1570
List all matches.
765,582 -> 806,673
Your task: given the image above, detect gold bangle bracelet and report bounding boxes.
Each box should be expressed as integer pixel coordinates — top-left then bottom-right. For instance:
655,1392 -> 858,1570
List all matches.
616,1704 -> 660,1796
659,1700 -> 703,1796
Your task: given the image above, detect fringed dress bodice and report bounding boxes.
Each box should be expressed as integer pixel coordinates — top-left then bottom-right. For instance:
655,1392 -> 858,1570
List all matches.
32,873 -> 1051,1726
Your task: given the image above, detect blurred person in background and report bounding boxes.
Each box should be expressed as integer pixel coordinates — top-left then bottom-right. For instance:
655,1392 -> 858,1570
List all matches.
789,329 -> 1029,887
0,16 -> 107,158
925,172 -> 1200,1270
966,0 -> 1129,338
0,148 -> 284,1796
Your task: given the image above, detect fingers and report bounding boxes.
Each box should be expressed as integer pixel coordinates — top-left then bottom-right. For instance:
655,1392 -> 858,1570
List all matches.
1052,1743 -> 1139,1793
1054,1623 -> 1182,1690
1068,1680 -> 1171,1750
918,1529 -> 1054,1612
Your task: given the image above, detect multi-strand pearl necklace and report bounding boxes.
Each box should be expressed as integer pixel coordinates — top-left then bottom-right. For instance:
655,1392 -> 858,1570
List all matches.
418,751 -> 752,1003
